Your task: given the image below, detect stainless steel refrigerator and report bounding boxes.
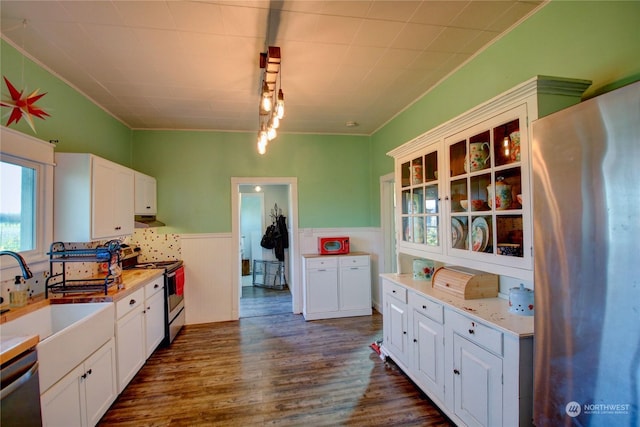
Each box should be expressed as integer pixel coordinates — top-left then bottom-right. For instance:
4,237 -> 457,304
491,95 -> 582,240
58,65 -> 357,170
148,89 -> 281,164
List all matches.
531,80 -> 640,426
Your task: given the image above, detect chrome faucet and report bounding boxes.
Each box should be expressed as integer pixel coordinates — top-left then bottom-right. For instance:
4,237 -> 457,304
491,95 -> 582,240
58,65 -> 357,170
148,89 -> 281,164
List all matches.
0,251 -> 34,279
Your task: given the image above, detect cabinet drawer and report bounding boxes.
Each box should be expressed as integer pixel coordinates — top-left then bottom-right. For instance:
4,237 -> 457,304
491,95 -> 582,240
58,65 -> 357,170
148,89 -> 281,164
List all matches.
144,276 -> 164,299
409,292 -> 443,324
383,280 -> 407,303
116,288 -> 144,319
339,256 -> 369,268
305,257 -> 338,269
446,309 -> 503,356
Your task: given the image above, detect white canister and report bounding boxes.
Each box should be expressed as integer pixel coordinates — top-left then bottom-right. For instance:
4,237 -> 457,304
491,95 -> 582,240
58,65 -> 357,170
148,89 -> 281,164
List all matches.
413,259 -> 435,281
508,284 -> 534,316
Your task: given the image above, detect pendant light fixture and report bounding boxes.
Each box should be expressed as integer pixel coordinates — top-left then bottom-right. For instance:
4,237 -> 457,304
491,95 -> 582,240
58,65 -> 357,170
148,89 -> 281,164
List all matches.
256,46 -> 285,155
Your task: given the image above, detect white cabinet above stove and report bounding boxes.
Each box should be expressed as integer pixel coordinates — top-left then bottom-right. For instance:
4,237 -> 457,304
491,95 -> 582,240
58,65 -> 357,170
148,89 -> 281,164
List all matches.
134,172 -> 157,215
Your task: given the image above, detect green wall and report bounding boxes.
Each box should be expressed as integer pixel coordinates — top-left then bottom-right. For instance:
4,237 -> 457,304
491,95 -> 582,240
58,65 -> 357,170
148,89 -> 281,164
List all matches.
0,39 -> 132,166
131,131 -> 371,233
369,0 -> 640,224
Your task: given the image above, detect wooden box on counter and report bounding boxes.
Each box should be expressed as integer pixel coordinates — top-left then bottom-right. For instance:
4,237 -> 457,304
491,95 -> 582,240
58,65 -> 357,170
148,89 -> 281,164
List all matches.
432,266 -> 498,299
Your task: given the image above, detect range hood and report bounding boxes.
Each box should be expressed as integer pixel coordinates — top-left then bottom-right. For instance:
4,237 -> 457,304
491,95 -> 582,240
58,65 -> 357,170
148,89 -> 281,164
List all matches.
134,215 -> 166,228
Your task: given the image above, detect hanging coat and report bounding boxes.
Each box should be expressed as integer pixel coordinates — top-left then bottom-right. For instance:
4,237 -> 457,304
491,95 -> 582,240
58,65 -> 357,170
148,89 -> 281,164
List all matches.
274,215 -> 288,261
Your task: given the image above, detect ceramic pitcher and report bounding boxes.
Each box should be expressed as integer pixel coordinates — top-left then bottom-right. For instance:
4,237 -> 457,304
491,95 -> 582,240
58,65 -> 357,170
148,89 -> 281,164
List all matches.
487,179 -> 512,210
466,142 -> 490,172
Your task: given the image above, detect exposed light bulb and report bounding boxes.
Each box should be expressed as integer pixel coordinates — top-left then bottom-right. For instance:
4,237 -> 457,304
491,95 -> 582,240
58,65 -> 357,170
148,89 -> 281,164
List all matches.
275,89 -> 285,119
258,130 -> 268,145
503,136 -> 510,156
267,126 -> 277,141
257,141 -> 266,155
261,94 -> 272,112
261,81 -> 272,112
271,116 -> 280,129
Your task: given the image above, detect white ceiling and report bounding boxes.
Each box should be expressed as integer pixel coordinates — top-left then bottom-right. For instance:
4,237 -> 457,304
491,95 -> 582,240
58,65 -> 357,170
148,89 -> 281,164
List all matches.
1,1 -> 544,135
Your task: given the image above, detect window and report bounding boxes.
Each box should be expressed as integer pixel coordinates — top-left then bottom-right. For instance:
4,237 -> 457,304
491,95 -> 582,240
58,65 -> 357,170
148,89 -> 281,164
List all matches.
1,159 -> 37,252
1,126 -> 54,274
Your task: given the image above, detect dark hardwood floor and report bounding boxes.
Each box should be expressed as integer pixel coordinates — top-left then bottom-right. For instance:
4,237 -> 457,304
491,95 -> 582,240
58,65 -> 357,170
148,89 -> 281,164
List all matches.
239,285 -> 292,318
98,285 -> 454,426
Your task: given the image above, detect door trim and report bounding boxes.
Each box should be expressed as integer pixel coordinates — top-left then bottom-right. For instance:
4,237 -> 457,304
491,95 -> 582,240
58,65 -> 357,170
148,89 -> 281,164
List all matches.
231,177 -> 300,319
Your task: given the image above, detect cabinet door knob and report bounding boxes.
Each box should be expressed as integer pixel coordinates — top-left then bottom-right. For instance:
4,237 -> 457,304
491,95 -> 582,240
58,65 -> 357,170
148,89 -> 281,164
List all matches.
87,369 -> 92,376
413,338 -> 417,343
453,369 -> 460,375
129,299 -> 136,305
392,290 -> 396,293
154,284 -> 159,289
146,206 -> 151,209
422,305 -> 427,310
468,329 -> 475,334
403,331 -> 407,335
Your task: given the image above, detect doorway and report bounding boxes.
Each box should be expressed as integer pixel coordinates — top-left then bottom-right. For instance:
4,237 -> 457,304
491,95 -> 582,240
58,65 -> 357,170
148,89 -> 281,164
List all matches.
231,177 -> 300,320
380,173 -> 397,274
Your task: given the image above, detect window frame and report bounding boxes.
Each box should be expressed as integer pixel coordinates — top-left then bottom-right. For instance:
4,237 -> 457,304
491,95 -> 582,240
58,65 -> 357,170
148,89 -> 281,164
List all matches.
0,127 -> 54,278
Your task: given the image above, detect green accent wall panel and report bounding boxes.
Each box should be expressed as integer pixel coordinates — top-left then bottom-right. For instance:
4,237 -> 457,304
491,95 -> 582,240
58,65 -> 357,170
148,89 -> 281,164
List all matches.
131,130 -> 371,233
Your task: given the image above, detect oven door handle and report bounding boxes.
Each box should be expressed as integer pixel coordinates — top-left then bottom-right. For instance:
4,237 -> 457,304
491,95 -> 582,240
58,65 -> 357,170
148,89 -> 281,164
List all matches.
166,271 -> 176,278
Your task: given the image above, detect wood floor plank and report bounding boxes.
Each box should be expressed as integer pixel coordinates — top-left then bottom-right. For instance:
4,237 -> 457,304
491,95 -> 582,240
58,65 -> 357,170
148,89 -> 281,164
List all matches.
98,289 -> 454,426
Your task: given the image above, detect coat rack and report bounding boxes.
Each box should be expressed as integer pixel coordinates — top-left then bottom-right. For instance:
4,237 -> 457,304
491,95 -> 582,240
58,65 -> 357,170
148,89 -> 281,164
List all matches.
270,203 -> 282,224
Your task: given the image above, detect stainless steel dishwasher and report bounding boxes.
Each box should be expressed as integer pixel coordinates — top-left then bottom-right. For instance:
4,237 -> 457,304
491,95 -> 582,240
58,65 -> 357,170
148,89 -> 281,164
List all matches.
1,348 -> 42,427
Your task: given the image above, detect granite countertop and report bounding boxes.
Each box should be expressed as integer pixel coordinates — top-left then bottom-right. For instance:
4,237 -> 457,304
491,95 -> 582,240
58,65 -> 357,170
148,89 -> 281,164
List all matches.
381,273 -> 534,338
0,269 -> 164,363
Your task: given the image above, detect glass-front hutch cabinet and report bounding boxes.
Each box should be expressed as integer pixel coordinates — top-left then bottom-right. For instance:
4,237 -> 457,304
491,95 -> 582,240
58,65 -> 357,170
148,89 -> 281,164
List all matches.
390,76 -> 591,281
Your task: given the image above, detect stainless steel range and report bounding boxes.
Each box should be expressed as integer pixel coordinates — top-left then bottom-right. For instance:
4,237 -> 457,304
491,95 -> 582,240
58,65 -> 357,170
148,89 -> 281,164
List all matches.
128,260 -> 185,345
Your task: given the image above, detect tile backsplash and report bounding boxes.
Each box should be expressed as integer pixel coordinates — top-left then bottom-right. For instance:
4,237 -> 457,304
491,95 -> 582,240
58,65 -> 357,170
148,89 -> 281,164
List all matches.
129,228 -> 181,262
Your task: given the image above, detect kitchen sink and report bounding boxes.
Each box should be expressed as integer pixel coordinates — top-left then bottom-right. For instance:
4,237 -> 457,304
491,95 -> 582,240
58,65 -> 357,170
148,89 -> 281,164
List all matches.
1,303 -> 115,392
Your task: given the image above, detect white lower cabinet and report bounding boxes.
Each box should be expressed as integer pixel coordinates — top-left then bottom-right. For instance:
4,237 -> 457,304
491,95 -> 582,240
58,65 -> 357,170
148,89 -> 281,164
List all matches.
144,277 -> 165,358
410,292 -> 444,402
41,338 -> 117,427
115,287 -> 146,393
452,334 -> 502,427
302,253 -> 371,320
381,276 -> 533,427
382,280 -> 409,367
115,276 -> 167,393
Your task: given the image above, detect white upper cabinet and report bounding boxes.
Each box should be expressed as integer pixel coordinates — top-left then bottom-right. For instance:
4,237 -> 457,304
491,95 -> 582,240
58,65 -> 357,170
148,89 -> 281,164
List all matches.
389,76 -> 591,281
54,153 -> 134,242
134,171 -> 157,215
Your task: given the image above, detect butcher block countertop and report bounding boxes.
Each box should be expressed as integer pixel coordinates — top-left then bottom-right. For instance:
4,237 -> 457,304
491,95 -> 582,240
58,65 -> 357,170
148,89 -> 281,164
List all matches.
0,269 -> 163,363
0,334 -> 39,365
381,273 -> 534,338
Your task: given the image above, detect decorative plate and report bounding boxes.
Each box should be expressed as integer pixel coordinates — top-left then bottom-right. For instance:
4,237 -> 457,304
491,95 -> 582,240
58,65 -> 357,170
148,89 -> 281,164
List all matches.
471,217 -> 490,252
451,217 -> 466,249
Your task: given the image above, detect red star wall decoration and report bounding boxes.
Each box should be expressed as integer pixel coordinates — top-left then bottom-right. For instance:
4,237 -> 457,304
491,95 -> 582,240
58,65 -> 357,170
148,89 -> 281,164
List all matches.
1,76 -> 50,133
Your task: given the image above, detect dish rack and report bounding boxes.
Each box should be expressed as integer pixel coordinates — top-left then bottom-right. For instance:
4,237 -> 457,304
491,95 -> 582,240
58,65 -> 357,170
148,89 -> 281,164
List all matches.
45,240 -> 121,297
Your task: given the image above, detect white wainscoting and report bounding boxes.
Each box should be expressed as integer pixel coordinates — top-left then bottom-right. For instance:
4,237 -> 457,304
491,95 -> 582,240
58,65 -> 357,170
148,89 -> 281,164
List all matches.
180,227 -> 384,325
181,233 -> 234,325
